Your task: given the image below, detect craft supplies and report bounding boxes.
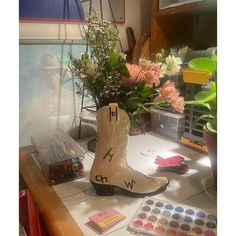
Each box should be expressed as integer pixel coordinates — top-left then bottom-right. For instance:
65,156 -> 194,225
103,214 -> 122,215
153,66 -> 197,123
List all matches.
31,129 -> 85,185
151,108 -> 185,139
128,197 -> 217,236
87,208 -> 126,233
155,155 -> 189,174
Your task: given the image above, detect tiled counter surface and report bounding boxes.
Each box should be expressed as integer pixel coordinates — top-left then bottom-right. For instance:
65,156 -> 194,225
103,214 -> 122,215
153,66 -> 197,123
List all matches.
53,132 -> 217,235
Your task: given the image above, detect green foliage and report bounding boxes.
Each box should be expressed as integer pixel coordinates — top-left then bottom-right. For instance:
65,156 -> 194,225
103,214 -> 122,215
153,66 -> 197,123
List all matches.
188,58 -> 217,74
69,11 -> 129,109
69,11 -> 153,119
185,53 -> 217,133
118,80 -> 153,119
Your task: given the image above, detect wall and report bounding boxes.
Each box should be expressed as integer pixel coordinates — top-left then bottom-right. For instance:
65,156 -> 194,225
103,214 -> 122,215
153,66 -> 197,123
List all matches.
19,0 -> 151,51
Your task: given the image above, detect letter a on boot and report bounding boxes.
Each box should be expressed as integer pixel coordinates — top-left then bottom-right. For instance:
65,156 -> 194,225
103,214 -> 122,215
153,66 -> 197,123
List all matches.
90,103 -> 169,197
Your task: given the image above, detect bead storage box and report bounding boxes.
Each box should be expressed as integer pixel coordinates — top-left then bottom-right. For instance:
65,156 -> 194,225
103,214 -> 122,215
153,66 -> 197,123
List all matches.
31,129 -> 85,185
151,108 -> 185,139
128,197 -> 217,236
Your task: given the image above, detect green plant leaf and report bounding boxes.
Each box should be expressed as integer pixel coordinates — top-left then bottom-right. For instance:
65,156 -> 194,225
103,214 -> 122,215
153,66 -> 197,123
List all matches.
206,121 -> 217,133
209,81 -> 216,93
192,114 -> 213,128
185,101 -> 211,110
139,86 -> 152,99
188,58 -> 216,73
137,80 -> 146,91
211,51 -> 217,62
119,64 -> 130,77
194,91 -> 216,103
109,50 -> 118,65
125,97 -> 140,108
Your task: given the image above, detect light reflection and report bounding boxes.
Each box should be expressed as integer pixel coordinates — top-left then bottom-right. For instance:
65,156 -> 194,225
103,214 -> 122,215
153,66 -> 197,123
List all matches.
184,169 -> 199,177
196,157 -> 211,168
167,179 -> 181,192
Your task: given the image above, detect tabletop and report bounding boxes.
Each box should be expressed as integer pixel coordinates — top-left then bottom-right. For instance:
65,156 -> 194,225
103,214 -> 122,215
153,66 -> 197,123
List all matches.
19,132 -> 216,236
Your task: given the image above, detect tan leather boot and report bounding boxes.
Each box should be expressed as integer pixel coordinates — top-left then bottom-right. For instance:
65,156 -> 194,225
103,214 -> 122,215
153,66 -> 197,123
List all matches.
90,103 -> 169,197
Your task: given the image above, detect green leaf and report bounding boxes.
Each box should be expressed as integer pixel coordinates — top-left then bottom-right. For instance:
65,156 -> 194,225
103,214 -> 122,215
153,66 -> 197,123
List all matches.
139,86 -> 152,99
209,81 -> 216,93
109,48 -> 119,66
188,58 -> 216,74
125,97 -> 140,108
137,80 -> 146,91
185,101 -> 211,110
194,91 -> 216,103
211,51 -> 217,62
206,121 -> 217,133
208,99 -> 216,112
119,64 -> 130,77
192,114 -> 214,128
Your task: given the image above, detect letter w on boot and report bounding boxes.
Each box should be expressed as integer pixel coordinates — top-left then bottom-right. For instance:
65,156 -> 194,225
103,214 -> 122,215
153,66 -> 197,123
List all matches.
124,179 -> 136,189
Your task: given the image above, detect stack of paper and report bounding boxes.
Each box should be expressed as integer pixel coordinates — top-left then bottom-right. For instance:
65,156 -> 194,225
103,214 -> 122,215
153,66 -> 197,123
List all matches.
87,208 -> 126,233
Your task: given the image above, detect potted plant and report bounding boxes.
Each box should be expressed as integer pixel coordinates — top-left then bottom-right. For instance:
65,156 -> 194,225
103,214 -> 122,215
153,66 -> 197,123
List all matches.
185,51 -> 217,185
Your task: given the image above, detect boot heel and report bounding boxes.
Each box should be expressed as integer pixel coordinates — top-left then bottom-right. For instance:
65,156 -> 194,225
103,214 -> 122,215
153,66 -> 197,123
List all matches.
90,181 -> 114,196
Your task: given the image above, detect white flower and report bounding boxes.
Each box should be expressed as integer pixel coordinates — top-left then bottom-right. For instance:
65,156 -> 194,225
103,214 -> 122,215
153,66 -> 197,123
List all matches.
119,52 -> 127,60
159,63 -> 167,78
164,55 -> 182,76
178,46 -> 192,55
138,58 -> 152,65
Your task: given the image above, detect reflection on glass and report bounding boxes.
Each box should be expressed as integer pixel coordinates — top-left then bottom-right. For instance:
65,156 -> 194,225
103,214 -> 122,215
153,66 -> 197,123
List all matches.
19,43 -> 87,147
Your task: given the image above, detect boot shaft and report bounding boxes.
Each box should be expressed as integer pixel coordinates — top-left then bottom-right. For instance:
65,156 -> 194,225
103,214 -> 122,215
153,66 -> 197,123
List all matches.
91,104 -> 130,174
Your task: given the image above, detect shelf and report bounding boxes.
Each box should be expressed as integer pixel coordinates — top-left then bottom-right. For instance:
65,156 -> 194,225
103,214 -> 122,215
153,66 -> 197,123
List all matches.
150,0 -> 217,57
156,1 -> 216,17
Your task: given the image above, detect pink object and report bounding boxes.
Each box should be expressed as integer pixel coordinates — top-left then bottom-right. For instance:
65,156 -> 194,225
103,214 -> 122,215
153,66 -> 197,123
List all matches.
133,220 -> 143,228
143,223 -> 154,230
120,63 -> 161,87
154,155 -> 189,174
155,155 -> 184,167
155,80 -> 185,113
88,208 -> 126,232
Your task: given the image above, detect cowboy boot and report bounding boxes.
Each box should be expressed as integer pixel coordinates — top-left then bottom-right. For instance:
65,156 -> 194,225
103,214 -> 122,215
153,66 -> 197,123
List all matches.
90,103 -> 169,197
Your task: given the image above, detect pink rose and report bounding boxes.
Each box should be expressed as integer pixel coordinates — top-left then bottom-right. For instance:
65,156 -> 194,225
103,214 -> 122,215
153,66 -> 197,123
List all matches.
120,63 -> 144,86
156,80 -> 185,113
141,63 -> 159,72
121,63 -> 161,87
159,80 -> 179,101
144,70 -> 160,86
171,96 -> 185,113
141,63 -> 161,87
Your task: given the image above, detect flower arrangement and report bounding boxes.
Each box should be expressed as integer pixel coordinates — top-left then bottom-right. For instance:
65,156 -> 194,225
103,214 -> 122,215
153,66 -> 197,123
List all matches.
69,11 -> 184,129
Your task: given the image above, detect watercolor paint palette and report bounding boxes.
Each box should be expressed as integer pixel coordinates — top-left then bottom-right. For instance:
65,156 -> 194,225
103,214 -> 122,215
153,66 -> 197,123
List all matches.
128,197 -> 217,236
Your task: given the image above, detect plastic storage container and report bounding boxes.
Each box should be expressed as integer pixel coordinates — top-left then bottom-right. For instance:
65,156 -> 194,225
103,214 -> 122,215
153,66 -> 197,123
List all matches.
151,108 -> 185,139
159,0 -> 204,10
31,129 -> 85,185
